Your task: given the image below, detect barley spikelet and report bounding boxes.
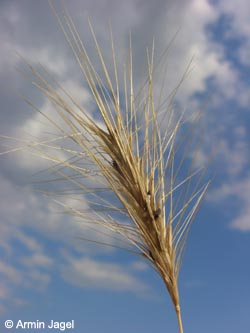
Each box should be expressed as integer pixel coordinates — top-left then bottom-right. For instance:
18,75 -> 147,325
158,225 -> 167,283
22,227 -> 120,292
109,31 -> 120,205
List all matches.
1,4 -> 210,333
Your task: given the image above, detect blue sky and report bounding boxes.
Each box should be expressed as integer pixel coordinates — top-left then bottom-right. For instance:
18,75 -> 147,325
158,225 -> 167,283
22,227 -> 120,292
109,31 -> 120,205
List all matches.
0,1 -> 250,332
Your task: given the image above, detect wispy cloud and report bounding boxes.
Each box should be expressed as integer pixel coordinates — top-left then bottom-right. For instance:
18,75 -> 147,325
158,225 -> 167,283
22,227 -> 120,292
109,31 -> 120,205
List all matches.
20,253 -> 53,268
218,0 -> 250,37
205,121 -> 249,232
0,251 -> 51,313
208,178 -> 250,231
216,126 -> 249,177
60,254 -> 150,294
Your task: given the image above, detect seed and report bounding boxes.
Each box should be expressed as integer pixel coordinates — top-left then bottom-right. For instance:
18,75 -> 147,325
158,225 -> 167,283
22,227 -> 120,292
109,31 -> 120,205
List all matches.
154,208 -> 161,219
112,160 -> 122,175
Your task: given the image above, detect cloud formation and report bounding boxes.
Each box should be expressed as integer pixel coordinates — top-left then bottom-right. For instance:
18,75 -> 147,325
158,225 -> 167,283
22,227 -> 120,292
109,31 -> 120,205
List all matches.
60,255 -> 150,293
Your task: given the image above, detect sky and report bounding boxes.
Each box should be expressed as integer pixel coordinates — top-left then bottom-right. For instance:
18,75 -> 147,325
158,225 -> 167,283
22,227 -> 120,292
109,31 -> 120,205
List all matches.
0,0 -> 250,332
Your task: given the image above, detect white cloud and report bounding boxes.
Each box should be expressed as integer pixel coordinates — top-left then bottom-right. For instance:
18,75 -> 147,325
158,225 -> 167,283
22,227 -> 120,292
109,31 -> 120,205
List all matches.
238,40 -> 250,67
22,270 -> 51,291
0,172 -> 115,251
20,253 -> 53,268
205,124 -> 249,232
216,127 -> 249,177
60,255 -> 149,293
0,171 -> 137,313
131,261 -> 149,272
208,178 -> 250,231
2,0 -> 249,109
218,0 -> 250,36
0,174 -> 70,311
0,37 -> 67,78
0,262 -> 22,285
204,124 -> 249,232
0,226 -> 52,313
0,285 -> 9,300
232,203 -> 250,231
217,0 -> 250,73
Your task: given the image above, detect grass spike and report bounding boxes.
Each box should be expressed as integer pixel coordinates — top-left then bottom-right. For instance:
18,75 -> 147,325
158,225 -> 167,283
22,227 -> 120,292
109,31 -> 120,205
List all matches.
0,3 -> 212,333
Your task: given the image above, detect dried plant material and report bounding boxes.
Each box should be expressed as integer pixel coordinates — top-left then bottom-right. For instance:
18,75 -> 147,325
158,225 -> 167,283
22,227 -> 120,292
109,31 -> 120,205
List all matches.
0,4 -> 210,333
